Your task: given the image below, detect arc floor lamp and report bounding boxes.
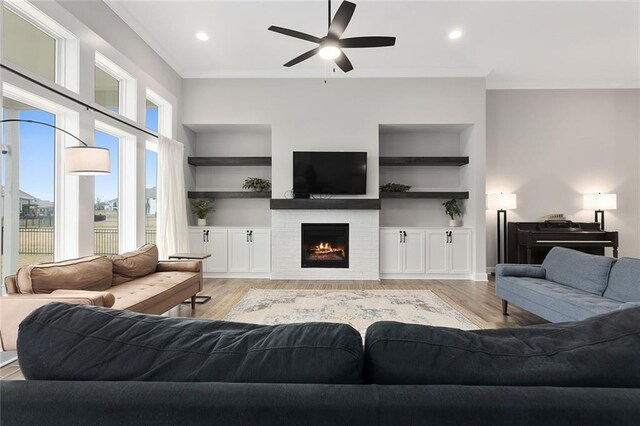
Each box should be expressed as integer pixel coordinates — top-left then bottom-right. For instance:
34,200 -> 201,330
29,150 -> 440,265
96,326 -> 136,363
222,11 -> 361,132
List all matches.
0,118 -> 110,175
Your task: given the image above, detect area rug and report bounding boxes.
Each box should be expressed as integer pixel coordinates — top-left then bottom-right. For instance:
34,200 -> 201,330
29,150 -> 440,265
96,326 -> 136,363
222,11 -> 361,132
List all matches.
224,289 -> 481,336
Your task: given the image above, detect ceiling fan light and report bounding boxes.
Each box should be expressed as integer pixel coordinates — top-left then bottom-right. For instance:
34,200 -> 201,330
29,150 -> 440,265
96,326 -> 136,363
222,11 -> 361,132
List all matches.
319,45 -> 341,60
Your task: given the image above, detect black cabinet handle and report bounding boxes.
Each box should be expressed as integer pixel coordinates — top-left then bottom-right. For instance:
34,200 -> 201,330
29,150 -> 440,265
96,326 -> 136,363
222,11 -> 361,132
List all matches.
399,231 -> 403,243
249,230 -> 253,243
206,230 -> 210,242
246,231 -> 249,243
403,231 -> 407,243
202,230 -> 206,242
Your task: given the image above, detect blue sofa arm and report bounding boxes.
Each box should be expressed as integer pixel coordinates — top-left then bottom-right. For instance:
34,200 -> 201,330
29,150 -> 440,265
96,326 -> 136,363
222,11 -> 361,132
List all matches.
496,264 -> 546,279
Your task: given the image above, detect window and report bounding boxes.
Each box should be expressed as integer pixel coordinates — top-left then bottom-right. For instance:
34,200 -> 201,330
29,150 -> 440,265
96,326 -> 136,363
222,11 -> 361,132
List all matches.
145,99 -> 159,132
95,53 -> 136,120
2,97 -> 56,268
94,130 -> 119,255
95,67 -> 120,114
2,7 -> 56,82
1,0 -> 79,92
145,144 -> 157,244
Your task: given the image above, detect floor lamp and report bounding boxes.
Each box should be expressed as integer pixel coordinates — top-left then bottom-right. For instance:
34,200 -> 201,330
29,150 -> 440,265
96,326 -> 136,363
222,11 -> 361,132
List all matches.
487,193 -> 517,266
583,193 -> 617,230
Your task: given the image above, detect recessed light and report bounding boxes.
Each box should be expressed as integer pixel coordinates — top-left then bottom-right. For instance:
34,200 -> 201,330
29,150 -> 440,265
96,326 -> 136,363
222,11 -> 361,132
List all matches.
196,32 -> 209,41
448,30 -> 463,40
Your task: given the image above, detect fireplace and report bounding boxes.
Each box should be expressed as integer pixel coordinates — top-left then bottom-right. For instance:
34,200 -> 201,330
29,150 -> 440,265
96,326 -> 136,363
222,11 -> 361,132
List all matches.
301,223 -> 349,268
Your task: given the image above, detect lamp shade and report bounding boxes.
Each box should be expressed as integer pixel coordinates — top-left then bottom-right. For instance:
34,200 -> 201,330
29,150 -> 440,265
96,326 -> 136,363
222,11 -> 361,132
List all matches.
583,193 -> 617,210
65,146 -> 110,175
487,193 -> 517,210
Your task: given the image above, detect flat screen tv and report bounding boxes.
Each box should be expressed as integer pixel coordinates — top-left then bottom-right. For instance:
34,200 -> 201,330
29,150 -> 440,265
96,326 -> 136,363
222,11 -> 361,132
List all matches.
293,151 -> 367,195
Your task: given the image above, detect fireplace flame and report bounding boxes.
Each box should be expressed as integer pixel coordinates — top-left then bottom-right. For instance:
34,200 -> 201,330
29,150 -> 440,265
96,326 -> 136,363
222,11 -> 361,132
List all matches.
313,242 -> 343,255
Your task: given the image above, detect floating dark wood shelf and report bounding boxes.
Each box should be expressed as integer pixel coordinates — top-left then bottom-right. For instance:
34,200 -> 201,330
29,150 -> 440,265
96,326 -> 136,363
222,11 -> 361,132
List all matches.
188,157 -> 272,166
380,191 -> 469,199
270,199 -> 381,210
188,191 -> 271,199
379,156 -> 469,166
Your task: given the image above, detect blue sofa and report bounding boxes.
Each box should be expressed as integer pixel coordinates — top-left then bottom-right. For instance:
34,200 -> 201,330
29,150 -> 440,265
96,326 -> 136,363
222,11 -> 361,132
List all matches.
496,247 -> 640,322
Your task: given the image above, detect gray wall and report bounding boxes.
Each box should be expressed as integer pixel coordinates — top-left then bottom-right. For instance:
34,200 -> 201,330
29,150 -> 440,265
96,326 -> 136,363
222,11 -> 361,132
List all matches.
486,89 -> 640,268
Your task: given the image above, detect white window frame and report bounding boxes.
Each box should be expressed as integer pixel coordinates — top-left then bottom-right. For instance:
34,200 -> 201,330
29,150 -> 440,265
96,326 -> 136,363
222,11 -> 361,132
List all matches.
146,88 -> 172,138
3,0 -> 79,93
94,120 -> 137,253
2,83 -> 80,273
95,52 -> 137,121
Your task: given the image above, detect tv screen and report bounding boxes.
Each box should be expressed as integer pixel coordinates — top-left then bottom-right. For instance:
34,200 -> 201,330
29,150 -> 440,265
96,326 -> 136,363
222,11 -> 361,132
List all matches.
293,151 -> 367,195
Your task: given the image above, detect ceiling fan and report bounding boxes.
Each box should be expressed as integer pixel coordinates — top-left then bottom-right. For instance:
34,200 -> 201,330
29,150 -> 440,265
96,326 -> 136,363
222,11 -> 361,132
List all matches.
268,0 -> 396,73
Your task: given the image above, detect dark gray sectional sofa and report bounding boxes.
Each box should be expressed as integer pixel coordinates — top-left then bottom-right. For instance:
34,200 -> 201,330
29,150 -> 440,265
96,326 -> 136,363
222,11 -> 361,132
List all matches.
2,301 -> 640,425
496,247 -> 640,322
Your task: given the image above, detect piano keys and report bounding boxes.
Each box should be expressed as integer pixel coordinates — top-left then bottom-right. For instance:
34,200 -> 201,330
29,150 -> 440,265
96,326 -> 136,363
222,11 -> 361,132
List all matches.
507,221 -> 619,264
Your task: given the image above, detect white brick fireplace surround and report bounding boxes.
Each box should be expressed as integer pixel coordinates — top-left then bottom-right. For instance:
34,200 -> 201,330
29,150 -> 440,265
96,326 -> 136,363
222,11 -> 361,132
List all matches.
271,210 -> 380,280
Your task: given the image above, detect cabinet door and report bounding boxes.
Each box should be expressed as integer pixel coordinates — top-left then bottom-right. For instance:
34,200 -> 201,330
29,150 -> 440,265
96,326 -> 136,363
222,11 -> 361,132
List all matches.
188,228 -> 206,254
403,230 -> 425,273
228,228 -> 251,272
449,230 -> 472,274
205,228 -> 228,273
426,231 -> 448,273
249,229 -> 271,273
380,230 -> 403,274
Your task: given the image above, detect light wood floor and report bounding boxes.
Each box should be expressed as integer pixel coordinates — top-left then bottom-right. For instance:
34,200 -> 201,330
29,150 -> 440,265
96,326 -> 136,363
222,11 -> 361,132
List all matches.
0,277 -> 545,381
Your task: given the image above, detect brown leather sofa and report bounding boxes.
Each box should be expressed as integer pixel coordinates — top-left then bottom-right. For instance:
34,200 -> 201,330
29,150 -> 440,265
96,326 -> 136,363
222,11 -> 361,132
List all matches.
0,244 -> 203,351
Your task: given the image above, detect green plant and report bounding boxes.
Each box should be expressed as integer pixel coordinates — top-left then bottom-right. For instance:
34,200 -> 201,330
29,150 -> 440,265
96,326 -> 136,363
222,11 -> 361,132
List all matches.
380,182 -> 411,193
190,199 -> 214,219
243,177 -> 271,192
442,198 -> 462,220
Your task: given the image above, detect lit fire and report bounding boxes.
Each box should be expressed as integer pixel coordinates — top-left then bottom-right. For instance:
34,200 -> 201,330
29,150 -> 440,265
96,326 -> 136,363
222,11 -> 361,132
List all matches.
313,242 -> 344,256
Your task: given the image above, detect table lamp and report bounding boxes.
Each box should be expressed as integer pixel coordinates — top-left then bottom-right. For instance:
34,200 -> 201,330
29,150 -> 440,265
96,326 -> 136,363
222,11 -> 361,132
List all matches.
583,193 -> 616,230
487,193 -> 517,265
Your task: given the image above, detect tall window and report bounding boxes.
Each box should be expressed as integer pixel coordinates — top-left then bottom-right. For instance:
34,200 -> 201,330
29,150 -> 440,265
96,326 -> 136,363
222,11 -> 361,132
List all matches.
2,97 -> 55,268
94,130 -> 119,255
144,99 -> 159,244
2,7 -> 56,82
95,66 -> 120,114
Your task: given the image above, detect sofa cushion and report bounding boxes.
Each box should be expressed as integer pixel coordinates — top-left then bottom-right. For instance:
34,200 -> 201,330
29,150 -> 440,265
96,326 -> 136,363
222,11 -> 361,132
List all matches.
17,303 -> 364,384
109,271 -> 200,312
542,247 -> 615,295
364,306 -> 640,387
16,256 -> 112,294
603,258 -> 640,302
497,277 -> 623,321
109,244 -> 158,285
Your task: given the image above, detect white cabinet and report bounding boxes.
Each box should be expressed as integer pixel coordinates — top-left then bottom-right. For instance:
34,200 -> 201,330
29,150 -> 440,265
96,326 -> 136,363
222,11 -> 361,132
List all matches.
228,228 -> 271,273
380,229 -> 425,274
188,228 -> 227,273
426,229 -> 472,275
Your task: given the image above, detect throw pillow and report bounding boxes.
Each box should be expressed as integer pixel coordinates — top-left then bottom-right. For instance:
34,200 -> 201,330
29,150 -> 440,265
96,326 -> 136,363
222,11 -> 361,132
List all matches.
109,244 -> 158,285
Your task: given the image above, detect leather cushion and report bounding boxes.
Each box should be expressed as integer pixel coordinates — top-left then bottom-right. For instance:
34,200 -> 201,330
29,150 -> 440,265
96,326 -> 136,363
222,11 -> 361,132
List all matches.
17,303 -> 364,384
109,272 -> 200,312
16,256 -> 112,294
364,306 -> 640,387
109,244 -> 158,285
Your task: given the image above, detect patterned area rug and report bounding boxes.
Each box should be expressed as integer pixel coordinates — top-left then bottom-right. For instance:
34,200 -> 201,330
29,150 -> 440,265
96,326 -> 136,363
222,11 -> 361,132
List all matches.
224,289 -> 481,336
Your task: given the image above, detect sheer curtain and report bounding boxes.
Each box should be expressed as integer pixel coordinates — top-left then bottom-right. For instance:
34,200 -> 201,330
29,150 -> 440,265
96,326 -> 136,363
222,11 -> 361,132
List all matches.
156,135 -> 190,259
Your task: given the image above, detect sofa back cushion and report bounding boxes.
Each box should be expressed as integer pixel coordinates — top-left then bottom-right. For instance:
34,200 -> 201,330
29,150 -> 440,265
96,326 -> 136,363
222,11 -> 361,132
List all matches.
109,244 -> 158,285
17,303 -> 364,384
364,306 -> 640,387
16,256 -> 112,294
542,247 -> 615,295
603,258 -> 640,302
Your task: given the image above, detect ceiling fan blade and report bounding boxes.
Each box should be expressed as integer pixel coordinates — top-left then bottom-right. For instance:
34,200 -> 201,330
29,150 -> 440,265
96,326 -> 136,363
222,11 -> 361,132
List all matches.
328,1 -> 356,39
334,51 -> 354,73
268,26 -> 322,44
283,47 -> 320,67
339,36 -> 396,48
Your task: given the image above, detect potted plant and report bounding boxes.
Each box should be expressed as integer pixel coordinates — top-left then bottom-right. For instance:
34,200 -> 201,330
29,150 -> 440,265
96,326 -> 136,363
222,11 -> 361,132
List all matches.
379,182 -> 411,193
242,177 -> 271,192
190,199 -> 214,226
442,198 -> 463,227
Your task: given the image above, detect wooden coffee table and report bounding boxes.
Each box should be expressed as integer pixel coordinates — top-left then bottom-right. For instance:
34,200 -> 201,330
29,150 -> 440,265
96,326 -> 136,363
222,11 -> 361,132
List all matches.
169,253 -> 212,304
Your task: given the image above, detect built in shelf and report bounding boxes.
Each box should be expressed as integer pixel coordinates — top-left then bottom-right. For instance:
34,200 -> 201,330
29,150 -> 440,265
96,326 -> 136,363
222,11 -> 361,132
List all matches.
270,199 -> 381,210
380,191 -> 469,199
188,191 -> 272,199
188,157 -> 272,166
379,156 -> 469,166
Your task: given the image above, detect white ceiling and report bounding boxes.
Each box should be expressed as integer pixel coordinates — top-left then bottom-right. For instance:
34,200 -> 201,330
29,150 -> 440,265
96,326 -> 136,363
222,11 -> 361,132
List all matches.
105,1 -> 639,89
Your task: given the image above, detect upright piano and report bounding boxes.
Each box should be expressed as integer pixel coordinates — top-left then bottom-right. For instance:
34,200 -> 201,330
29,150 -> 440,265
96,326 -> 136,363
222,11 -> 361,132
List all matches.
507,221 -> 618,264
